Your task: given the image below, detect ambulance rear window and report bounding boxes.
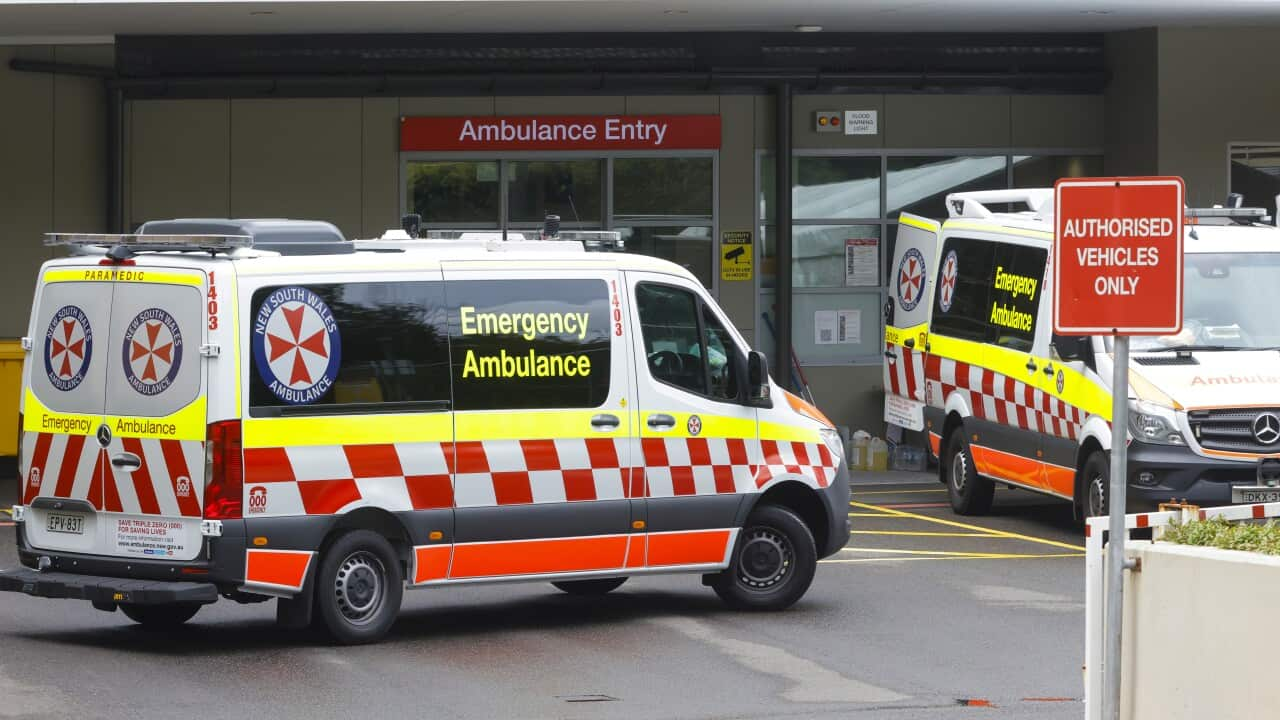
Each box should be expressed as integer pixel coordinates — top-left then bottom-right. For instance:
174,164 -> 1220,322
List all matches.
248,281 -> 450,415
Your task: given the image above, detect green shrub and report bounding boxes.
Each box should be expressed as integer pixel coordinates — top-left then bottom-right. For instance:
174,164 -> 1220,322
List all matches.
1161,517 -> 1280,555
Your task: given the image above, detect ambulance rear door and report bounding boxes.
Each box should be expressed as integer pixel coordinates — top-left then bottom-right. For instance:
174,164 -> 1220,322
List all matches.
884,213 -> 940,431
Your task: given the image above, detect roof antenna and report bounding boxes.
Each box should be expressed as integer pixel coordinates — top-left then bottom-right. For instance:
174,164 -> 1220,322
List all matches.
401,213 -> 421,239
542,214 -> 561,241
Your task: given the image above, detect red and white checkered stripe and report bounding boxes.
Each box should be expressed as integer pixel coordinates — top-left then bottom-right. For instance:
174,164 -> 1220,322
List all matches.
884,341 -> 925,403
925,355 -> 1084,440
243,436 -> 837,517
21,431 -> 204,517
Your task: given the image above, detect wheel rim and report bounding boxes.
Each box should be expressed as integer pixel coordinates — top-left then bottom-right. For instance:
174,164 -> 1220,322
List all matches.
1089,472 -> 1107,517
334,551 -> 386,626
737,527 -> 793,589
950,447 -> 968,494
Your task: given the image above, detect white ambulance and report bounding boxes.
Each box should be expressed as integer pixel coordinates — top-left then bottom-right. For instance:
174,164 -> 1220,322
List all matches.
884,189 -> 1280,519
2,220 -> 848,644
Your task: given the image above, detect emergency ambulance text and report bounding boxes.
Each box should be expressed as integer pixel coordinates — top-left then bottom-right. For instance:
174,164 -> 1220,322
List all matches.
40,413 -> 91,435
992,266 -> 1038,300
459,306 -> 590,341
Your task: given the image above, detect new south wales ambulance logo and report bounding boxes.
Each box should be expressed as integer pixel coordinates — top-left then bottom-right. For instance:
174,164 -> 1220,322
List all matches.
253,286 -> 342,405
44,305 -> 93,391
897,249 -> 926,312
122,308 -> 183,396
938,250 -> 959,313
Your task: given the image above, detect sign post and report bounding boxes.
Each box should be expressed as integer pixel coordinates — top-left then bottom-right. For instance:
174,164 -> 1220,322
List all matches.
1054,177 -> 1184,720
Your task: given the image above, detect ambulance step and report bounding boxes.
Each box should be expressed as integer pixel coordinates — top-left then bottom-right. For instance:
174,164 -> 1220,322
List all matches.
0,568 -> 218,605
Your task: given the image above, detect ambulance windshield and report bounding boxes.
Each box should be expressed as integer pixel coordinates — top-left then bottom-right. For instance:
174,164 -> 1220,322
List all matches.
1127,252 -> 1280,351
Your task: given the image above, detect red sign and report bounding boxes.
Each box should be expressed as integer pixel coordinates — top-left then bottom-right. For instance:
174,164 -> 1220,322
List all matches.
399,114 -> 721,152
1053,177 -> 1184,335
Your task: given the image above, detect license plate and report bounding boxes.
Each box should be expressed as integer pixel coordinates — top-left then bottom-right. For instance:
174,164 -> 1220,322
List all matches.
1232,487 -> 1280,504
46,512 -> 85,535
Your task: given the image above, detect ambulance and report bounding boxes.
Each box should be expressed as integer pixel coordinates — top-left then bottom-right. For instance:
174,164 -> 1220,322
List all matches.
1,219 -> 849,644
884,189 -> 1280,520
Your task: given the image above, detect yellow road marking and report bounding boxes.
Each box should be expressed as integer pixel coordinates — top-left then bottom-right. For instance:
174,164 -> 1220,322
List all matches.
821,553 -> 1084,564
850,530 -> 997,538
850,488 -> 947,495
848,512 -> 895,518
848,500 -> 1085,552
837,547 -> 1044,558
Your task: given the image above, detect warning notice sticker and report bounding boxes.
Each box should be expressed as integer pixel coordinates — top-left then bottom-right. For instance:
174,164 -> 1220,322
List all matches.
114,518 -> 193,558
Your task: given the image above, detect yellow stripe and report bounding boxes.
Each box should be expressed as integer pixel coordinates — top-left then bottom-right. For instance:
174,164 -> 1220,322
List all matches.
243,413 -> 452,448
43,268 -> 203,286
850,488 -> 946,495
457,409 -> 630,441
884,321 -> 928,349
837,547 -> 1043,558
943,219 -> 1053,240
899,214 -> 940,233
849,530 -> 996,537
760,419 -> 820,443
848,499 -> 1086,551
24,389 -> 206,441
821,553 -> 1084,564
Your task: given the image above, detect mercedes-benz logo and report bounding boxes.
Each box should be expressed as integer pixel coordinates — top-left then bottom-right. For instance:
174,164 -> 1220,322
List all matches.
96,423 -> 112,448
1253,412 -> 1280,445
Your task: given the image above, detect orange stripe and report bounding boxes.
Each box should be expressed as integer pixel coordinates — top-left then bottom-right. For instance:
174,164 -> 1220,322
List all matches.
244,550 -> 312,590
625,535 -> 646,568
413,545 -> 452,584
449,535 -> 627,578
1043,464 -> 1075,497
928,431 -> 941,456
970,445 -> 1041,488
785,390 -> 833,427
646,530 -> 731,566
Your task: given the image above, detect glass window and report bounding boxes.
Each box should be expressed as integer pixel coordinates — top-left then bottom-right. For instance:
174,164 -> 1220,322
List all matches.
249,282 -> 450,414
793,225 -> 881,289
887,156 -> 1009,220
1230,144 -> 1280,211
794,156 -> 881,220
617,225 -> 713,289
636,283 -> 707,396
507,160 -> 603,225
405,161 -> 500,225
448,278 -> 611,410
614,157 -> 713,220
989,243 -> 1047,353
1012,155 -> 1104,188
702,304 -> 741,401
929,236 -> 997,345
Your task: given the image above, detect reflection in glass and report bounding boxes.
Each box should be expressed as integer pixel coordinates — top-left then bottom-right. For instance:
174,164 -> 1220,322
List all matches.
760,156 -> 882,221
793,225 -> 881,288
614,158 -> 713,220
406,161 -> 501,225
507,160 -> 603,224
1230,144 -> 1280,211
887,156 -> 1008,220
1012,155 -> 1104,188
618,226 -> 713,289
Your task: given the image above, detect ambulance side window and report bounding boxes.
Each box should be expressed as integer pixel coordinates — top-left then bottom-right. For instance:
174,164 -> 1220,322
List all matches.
447,278 -> 611,411
248,282 -> 450,415
636,282 -> 742,402
989,242 -> 1047,353
929,236 -> 996,344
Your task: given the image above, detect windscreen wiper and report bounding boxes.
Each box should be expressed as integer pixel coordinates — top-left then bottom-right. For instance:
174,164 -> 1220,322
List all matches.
1138,344 -> 1244,352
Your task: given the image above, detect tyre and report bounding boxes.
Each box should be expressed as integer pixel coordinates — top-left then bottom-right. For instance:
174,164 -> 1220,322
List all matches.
711,505 -> 816,611
945,429 -> 994,515
552,577 -> 627,595
314,530 -> 404,645
1080,450 -> 1110,519
119,602 -> 201,629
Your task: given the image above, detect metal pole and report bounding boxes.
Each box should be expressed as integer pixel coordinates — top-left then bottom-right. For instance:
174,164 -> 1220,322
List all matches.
774,81 -> 793,391
1104,333 -> 1129,720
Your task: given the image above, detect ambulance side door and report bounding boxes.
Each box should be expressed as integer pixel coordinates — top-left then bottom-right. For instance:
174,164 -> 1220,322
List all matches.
884,213 -> 940,432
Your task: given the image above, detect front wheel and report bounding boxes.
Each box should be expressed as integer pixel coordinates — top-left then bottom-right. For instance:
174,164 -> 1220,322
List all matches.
120,602 -> 201,629
314,530 -> 404,645
945,429 -> 993,515
711,505 -> 816,611
1080,450 -> 1110,520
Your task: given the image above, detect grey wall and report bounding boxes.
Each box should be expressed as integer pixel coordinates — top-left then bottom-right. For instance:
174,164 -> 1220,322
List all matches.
1104,29 -> 1159,177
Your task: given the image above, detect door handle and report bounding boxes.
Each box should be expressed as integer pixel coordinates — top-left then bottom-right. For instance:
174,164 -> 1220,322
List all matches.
1025,359 -> 1038,372
903,337 -> 915,349
1042,364 -> 1055,377
591,413 -> 621,430
110,453 -> 141,471
647,413 -> 676,430
884,349 -> 898,361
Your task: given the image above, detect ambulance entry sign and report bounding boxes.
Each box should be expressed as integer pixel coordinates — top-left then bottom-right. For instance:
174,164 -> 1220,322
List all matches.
1052,177 -> 1184,335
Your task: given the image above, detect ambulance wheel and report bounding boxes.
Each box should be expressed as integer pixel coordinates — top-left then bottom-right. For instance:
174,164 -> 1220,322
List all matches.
946,430 -> 993,515
1081,451 -> 1110,519
711,504 -> 816,611
315,530 -> 403,645
119,602 -> 201,629
552,578 -> 628,595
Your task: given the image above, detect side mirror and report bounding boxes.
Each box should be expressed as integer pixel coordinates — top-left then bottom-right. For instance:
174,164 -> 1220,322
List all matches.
1053,335 -> 1092,363
747,351 -> 773,408
401,213 -> 422,239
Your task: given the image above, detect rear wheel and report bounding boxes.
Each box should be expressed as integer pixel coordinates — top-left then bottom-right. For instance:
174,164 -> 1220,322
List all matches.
314,530 -> 403,645
119,602 -> 200,629
711,505 -> 816,611
945,429 -> 993,515
552,578 -> 627,595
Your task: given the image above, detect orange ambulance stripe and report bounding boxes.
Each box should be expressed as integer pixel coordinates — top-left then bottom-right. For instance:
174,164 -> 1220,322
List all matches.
970,445 -> 1041,488
625,535 -> 646,568
449,535 -> 628,578
646,530 -> 731,566
413,545 -> 452,584
244,550 -> 312,590
1043,464 -> 1075,497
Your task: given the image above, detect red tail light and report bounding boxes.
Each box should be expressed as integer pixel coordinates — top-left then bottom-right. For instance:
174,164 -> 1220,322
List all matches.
204,420 -> 243,520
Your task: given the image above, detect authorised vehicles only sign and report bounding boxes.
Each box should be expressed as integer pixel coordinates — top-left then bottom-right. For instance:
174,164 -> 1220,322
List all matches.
1052,177 -> 1185,335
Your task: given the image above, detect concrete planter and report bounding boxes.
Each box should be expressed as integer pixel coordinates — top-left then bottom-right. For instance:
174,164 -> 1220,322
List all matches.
1120,541 -> 1280,720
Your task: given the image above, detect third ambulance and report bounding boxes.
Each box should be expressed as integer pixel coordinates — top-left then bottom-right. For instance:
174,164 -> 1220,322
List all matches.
884,188 -> 1280,519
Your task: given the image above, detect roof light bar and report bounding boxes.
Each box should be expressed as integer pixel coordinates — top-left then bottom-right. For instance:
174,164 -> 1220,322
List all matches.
44,233 -> 253,250
1184,207 -> 1267,219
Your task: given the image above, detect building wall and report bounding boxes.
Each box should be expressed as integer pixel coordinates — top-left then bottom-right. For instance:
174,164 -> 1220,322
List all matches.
1104,29 -> 1159,177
